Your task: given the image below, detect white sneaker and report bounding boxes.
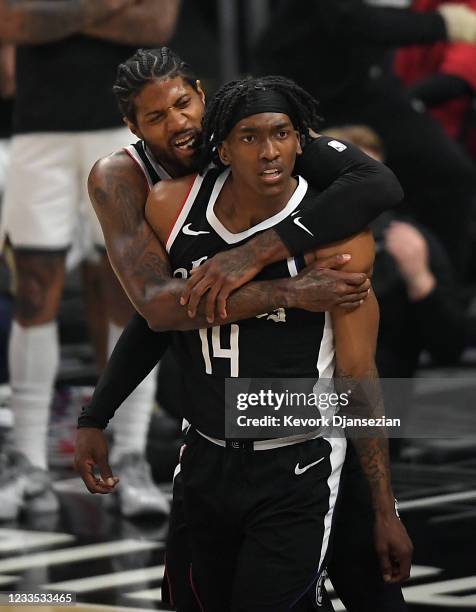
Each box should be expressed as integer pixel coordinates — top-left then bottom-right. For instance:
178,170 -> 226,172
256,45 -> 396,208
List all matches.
112,453 -> 170,519
0,475 -> 24,521
0,451 -> 26,520
0,452 -> 59,520
23,465 -> 60,515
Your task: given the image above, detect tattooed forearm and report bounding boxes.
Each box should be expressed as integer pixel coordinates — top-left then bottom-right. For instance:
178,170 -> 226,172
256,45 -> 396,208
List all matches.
247,228 -> 291,268
355,436 -> 390,486
336,365 -> 385,420
1,0 -> 128,44
147,274 -> 292,332
89,158 -> 293,331
135,254 -> 172,300
336,365 -> 394,514
352,435 -> 394,514
92,173 -> 160,294
113,233 -> 169,300
197,278 -> 291,327
89,163 -> 167,305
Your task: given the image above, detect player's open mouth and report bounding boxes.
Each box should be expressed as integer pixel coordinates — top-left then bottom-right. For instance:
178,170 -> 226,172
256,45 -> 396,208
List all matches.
172,132 -> 197,151
260,168 -> 282,182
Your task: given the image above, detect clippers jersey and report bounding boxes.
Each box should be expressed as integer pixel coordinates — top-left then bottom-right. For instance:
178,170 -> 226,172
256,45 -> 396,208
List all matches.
166,168 -> 335,438
123,140 -> 172,187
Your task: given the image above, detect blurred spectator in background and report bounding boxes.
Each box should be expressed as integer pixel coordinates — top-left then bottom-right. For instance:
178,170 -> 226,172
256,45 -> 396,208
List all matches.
167,0 -> 220,94
324,125 -> 466,375
395,0 -> 476,153
254,0 -> 476,274
0,0 -> 180,521
0,43 -> 14,388
325,125 -> 467,459
0,43 -> 13,197
394,0 -> 476,281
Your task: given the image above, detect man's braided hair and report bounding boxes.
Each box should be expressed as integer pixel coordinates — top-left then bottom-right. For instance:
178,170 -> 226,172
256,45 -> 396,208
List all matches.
113,47 -> 198,122
200,75 -> 322,172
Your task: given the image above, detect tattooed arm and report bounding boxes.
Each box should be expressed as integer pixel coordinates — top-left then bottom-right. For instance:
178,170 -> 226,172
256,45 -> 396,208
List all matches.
0,0 -> 132,44
89,158 -> 291,331
88,162 -> 369,331
181,136 -> 402,319
75,160 -> 366,495
83,0 -> 180,46
318,231 -> 413,583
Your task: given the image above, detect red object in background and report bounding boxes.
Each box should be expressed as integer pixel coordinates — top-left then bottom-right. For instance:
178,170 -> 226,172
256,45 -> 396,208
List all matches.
395,0 -> 476,145
49,386 -> 95,467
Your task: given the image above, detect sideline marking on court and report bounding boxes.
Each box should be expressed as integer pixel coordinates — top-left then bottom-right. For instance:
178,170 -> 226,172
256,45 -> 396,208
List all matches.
125,587 -> 162,601
0,606 -> 154,612
0,529 -> 75,553
329,565 -> 441,609
0,575 -> 18,586
44,565 -> 165,593
398,490 -> 476,511
403,576 -> 476,607
0,540 -> 160,573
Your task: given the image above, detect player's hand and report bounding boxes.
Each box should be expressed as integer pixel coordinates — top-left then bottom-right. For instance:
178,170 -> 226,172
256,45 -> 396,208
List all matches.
74,428 -> 119,494
290,258 -> 371,312
374,513 -> 413,583
384,221 -> 435,301
180,241 -> 262,323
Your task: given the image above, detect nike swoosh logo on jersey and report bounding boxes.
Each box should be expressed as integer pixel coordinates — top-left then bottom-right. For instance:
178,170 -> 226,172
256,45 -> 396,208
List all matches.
182,223 -> 210,236
294,456 -> 325,476
293,216 -> 314,237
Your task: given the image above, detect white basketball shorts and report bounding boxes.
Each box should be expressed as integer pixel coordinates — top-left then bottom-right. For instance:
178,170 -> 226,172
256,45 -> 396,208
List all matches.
1,127 -> 131,252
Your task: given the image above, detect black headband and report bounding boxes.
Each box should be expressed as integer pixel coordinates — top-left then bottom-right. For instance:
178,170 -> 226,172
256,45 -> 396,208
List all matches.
225,88 -> 297,137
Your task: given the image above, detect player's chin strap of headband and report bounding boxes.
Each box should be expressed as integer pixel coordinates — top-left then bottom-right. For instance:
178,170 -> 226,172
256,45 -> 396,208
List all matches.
224,87 -> 297,137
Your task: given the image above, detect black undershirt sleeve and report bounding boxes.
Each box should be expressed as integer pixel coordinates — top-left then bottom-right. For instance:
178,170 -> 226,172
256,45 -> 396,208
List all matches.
78,313 -> 171,429
275,137 -> 404,255
408,73 -> 472,108
78,137 -> 403,428
347,5 -> 447,46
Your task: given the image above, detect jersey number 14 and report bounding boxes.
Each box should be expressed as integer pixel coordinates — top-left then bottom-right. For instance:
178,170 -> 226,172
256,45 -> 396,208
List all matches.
199,325 -> 239,376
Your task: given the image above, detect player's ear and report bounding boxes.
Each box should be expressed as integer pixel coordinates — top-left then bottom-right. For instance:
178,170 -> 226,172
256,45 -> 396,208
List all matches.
295,131 -> 303,156
218,141 -> 231,166
124,117 -> 142,139
196,80 -> 206,105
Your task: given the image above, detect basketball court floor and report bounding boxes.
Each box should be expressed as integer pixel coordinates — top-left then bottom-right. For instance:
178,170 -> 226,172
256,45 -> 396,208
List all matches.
0,345 -> 475,611
0,450 -> 475,611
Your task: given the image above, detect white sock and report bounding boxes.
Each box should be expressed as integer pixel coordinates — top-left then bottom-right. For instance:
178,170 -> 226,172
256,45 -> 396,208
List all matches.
9,321 -> 59,470
107,322 -> 157,464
